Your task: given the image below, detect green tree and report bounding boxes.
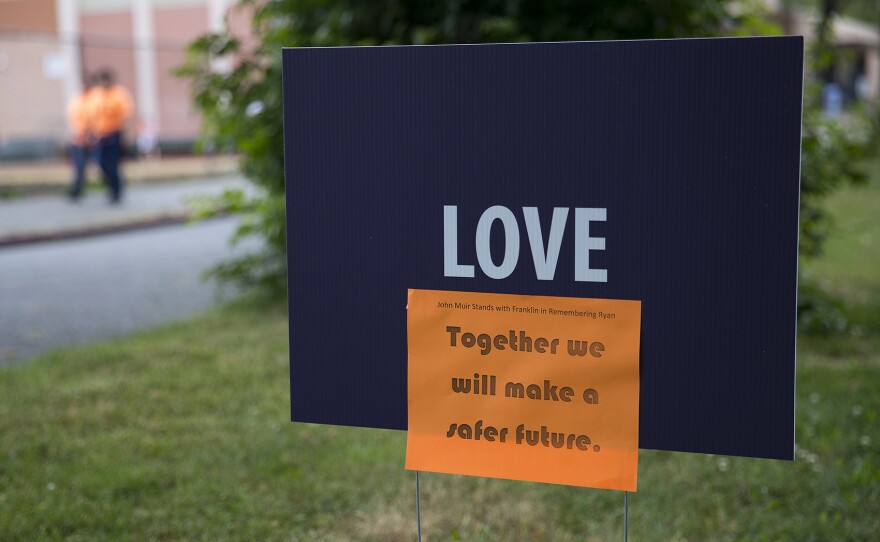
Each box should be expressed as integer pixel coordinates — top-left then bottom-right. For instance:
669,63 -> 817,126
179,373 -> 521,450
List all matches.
178,0 -> 728,292
796,0 -> 877,332
179,0 -> 874,321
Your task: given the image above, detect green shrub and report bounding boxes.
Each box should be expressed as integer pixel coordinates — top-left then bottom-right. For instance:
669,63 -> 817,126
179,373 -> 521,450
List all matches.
179,0 -> 876,332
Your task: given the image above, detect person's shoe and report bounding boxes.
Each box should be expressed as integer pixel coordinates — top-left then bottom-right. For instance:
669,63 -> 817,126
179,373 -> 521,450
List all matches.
67,189 -> 82,201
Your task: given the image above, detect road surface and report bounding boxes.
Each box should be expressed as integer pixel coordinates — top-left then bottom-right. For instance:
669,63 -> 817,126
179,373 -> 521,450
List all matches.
0,216 -> 258,364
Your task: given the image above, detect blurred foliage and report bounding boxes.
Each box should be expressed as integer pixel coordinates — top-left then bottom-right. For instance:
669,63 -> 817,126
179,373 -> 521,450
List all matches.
178,0 -> 877,330
799,103 -> 874,258
796,0 -> 878,334
177,0 -> 729,292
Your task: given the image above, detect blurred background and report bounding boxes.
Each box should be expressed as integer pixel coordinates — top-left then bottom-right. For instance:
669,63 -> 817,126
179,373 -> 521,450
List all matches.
0,0 -> 255,159
0,0 -> 878,540
0,0 -> 876,161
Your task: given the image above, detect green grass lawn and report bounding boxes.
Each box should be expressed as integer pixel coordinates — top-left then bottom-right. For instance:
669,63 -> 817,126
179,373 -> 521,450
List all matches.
2,174 -> 879,540
798,160 -> 880,359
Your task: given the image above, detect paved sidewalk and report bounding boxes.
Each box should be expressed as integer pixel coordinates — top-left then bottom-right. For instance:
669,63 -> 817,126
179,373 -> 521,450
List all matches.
0,175 -> 250,246
0,155 -> 239,192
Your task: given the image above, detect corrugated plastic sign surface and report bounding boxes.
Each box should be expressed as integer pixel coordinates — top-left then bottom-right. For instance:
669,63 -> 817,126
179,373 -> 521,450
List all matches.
283,37 -> 803,460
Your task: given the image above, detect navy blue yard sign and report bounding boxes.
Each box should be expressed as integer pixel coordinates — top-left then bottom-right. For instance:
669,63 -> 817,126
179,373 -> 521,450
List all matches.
283,37 -> 803,460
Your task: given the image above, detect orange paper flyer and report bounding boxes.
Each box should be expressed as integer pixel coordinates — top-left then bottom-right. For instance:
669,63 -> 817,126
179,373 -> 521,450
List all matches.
406,289 -> 641,491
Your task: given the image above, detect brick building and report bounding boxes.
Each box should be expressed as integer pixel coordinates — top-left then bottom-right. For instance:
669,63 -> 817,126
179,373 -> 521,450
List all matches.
0,0 -> 252,156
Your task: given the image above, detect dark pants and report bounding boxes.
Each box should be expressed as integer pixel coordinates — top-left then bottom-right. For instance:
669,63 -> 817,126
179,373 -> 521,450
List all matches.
97,131 -> 124,202
69,143 -> 89,198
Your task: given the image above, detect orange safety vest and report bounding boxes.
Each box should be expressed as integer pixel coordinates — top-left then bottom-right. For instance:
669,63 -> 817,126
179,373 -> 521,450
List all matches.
89,85 -> 134,138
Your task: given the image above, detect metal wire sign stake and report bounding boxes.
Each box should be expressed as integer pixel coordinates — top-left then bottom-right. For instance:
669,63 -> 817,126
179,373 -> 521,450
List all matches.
416,471 -> 423,542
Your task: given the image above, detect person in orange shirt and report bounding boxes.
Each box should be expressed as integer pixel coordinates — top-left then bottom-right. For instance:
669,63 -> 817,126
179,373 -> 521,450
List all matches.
90,68 -> 134,203
66,73 -> 96,200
